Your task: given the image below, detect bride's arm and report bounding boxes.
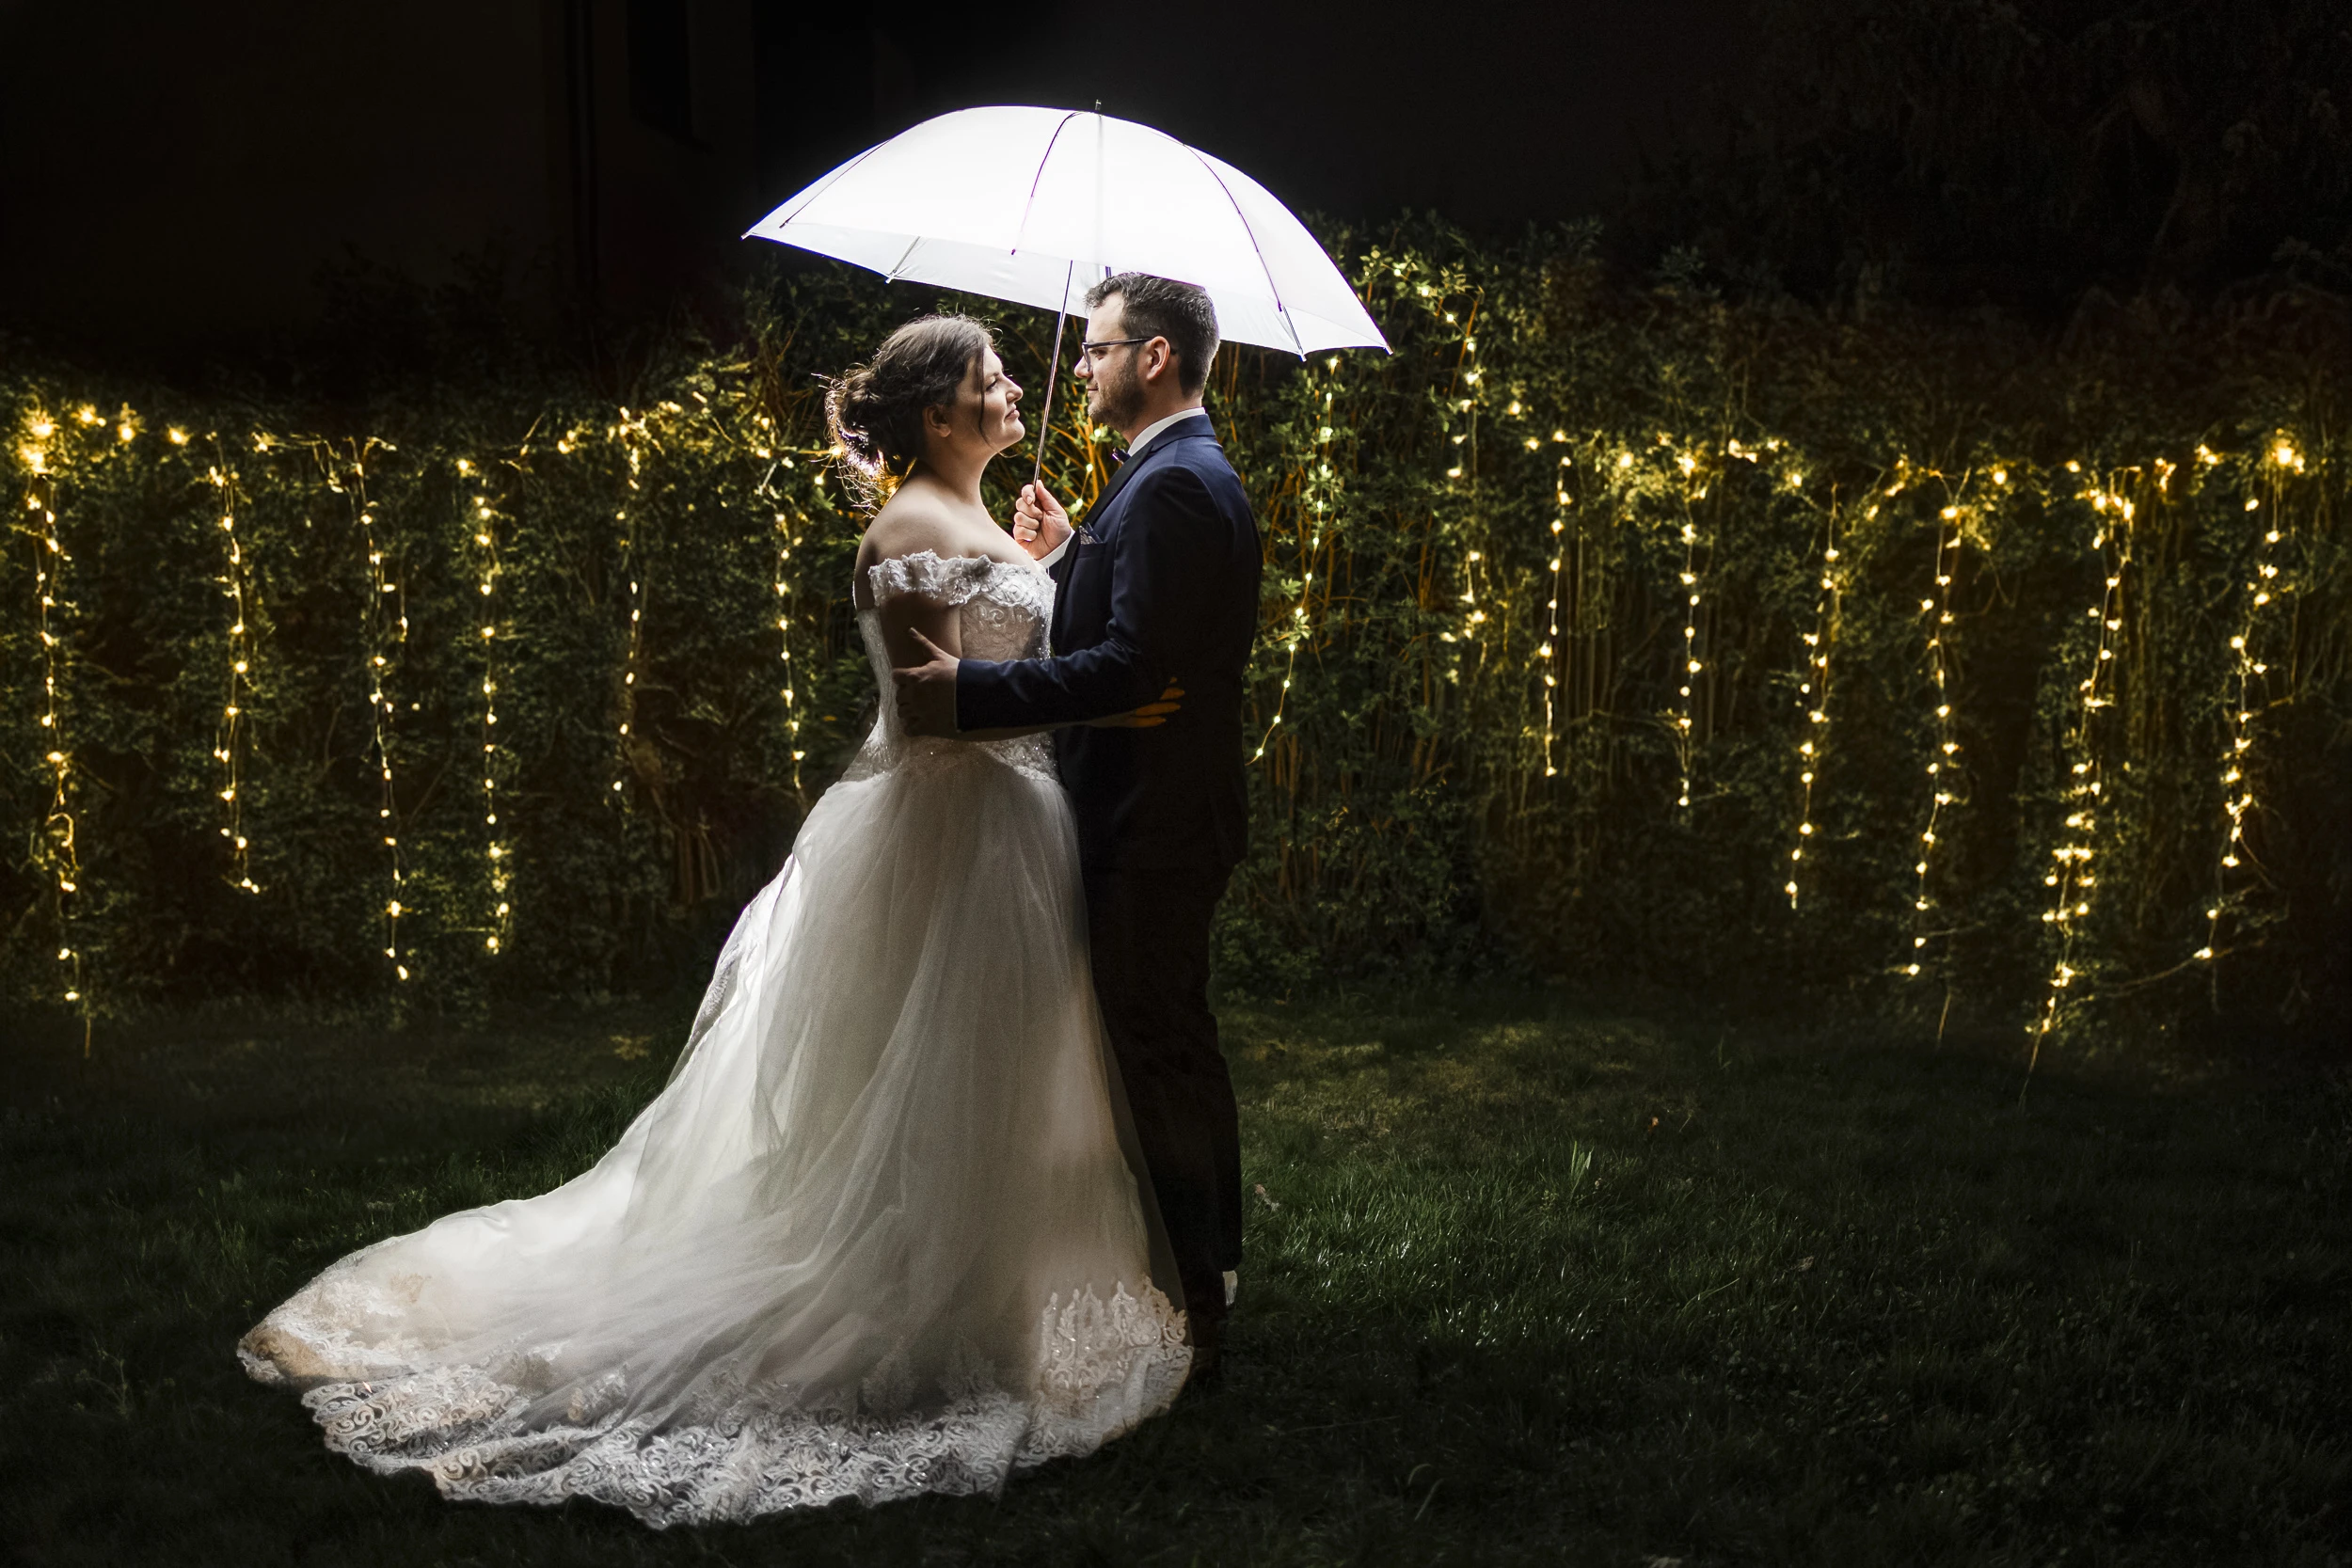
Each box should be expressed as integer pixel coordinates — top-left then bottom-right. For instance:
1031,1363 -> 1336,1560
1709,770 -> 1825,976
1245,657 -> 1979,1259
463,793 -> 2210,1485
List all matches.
873,584 -> 962,670
860,504 -> 967,673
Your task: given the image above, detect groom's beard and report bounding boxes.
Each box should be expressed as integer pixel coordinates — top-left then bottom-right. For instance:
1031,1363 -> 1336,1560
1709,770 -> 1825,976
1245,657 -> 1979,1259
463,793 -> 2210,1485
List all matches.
1086,361 -> 1146,435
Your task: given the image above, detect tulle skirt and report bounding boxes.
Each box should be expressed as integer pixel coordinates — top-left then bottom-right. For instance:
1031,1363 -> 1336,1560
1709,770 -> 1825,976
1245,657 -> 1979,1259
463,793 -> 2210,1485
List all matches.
238,741 -> 1190,1527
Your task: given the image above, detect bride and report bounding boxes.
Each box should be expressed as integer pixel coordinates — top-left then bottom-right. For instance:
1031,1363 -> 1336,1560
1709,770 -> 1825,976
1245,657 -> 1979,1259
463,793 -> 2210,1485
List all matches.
237,314 -> 1193,1527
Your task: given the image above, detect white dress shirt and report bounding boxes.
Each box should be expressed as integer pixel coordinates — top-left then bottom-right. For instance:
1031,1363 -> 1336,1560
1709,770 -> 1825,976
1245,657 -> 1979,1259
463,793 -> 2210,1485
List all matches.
1033,405 -> 1206,569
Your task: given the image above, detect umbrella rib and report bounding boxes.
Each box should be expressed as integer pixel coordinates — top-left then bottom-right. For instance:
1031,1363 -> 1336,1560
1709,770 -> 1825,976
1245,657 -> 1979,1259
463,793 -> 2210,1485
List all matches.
884,235 -> 922,281
747,140 -> 891,236
1011,109 -> 1086,260
1183,149 -> 1303,356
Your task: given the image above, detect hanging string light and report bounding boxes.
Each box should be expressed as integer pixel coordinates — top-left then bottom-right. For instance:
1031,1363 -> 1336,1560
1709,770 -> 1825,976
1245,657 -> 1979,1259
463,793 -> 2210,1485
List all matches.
772,501 -> 808,799
1429,292 -> 1483,690
205,439 -> 262,895
777,501 -> 811,789
1786,487 -> 1839,908
458,457 -> 513,955
1905,481 -> 1966,978
1670,446 -> 1707,812
609,408 -> 650,806
318,436 -> 412,982
2027,472 -> 2132,1068
737,409 -> 811,796
2197,436 -> 2302,968
20,411 -> 89,1033
1254,356 -> 1345,761
1538,448 -> 1571,778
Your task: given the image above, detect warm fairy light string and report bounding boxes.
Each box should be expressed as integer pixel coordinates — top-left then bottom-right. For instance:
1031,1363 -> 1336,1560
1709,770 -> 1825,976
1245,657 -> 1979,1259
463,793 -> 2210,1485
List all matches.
2197,437 -> 2301,966
772,497 -> 800,784
1442,312 -> 1483,694
327,437 -> 412,982
1252,355 -> 1344,761
1537,447 -> 1571,777
205,436 -> 262,895
20,409 -> 87,1013
1785,488 -> 1839,907
2029,469 -> 2132,1057
770,487 -> 810,788
801,435 -> 843,781
1904,475 -> 1966,977
609,408 -> 650,804
735,404 -> 813,797
1416,276 -> 1483,678
456,457 -> 514,955
1670,444 -> 1708,812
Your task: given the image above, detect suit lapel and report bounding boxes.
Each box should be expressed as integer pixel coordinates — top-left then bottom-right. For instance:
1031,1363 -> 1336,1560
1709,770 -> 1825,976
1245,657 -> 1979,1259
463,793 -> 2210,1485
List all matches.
1048,532 -> 1079,653
1051,448 -> 1146,653
1051,415 -> 1220,654
1078,414 -> 1217,541
1083,443 -> 1151,531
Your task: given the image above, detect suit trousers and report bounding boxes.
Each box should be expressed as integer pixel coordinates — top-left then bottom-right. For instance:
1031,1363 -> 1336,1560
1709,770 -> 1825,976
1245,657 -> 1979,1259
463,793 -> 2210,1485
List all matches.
1082,862 -> 1243,1323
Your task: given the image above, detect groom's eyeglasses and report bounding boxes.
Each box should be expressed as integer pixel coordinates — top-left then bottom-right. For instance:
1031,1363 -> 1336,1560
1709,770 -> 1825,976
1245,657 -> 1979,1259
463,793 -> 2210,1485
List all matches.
1077,336 -> 1152,364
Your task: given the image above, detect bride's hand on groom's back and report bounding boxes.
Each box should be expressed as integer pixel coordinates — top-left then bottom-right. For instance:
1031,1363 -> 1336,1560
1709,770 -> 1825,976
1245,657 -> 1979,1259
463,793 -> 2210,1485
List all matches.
1088,682 -> 1184,729
1011,483 -> 1073,560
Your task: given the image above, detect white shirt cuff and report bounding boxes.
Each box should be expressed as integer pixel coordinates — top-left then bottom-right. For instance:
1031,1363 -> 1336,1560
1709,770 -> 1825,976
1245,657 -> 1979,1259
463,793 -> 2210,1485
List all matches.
1036,533 -> 1073,569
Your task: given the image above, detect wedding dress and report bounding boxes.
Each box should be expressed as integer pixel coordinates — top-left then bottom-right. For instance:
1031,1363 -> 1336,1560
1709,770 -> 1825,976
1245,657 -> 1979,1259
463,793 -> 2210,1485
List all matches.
238,550 -> 1191,1528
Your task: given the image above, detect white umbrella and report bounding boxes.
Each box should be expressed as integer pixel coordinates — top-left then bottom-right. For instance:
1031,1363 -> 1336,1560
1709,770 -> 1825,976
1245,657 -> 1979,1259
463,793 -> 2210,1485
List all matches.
744,105 -> 1389,357
743,105 -> 1388,483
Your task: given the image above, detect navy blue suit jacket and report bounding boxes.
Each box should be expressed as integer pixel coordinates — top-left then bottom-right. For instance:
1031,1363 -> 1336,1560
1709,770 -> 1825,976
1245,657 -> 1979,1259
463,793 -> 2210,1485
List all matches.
957,412 -> 1261,874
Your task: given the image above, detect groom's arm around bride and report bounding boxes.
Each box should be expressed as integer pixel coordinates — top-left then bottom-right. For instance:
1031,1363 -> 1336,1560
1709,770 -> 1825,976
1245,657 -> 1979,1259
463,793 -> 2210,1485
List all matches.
893,273 -> 1259,1368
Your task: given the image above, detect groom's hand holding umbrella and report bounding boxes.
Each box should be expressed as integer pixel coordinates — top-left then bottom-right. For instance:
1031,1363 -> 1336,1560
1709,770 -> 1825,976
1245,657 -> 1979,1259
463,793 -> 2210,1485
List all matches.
1010,482 -> 1073,560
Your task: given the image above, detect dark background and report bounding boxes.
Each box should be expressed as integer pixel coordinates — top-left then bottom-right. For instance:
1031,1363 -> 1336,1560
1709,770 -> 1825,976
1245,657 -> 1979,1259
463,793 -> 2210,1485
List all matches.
0,1 -> 2343,355
0,0 -> 1752,352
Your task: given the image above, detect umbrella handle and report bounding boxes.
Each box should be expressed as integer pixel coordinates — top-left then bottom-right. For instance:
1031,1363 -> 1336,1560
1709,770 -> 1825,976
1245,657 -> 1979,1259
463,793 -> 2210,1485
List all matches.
1031,261 -> 1076,495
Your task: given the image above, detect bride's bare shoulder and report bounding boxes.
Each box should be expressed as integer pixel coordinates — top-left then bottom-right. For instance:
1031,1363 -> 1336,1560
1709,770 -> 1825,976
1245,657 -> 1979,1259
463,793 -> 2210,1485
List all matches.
853,489 -> 963,604
866,483 -> 966,555
854,482 -> 1022,598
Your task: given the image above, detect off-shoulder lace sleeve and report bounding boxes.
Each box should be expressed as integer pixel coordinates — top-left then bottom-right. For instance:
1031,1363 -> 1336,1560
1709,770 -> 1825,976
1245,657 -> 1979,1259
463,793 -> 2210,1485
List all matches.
867,549 -> 996,609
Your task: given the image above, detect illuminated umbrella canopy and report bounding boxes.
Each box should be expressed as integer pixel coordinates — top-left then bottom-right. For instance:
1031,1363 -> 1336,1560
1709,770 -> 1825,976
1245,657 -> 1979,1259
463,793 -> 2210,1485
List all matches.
743,105 -> 1389,358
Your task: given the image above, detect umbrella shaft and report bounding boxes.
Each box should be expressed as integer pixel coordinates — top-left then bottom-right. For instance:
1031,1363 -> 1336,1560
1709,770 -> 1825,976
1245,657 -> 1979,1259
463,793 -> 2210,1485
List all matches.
1033,264 -> 1076,493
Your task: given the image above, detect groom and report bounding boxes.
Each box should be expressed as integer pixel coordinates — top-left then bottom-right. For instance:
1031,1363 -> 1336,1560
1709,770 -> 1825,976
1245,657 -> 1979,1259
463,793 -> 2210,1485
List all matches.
893,272 -> 1260,1377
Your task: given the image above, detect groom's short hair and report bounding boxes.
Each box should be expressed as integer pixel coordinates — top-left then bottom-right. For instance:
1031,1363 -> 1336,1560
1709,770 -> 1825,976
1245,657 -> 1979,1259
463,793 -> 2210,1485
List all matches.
1087,273 -> 1218,396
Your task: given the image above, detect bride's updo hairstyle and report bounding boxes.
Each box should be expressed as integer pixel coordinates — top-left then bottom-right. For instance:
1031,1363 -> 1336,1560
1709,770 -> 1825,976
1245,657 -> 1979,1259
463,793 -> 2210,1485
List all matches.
825,313 -> 994,507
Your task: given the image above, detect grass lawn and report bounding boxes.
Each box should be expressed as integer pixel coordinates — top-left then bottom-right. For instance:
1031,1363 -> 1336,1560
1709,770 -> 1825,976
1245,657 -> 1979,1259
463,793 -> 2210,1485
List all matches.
2,990 -> 2345,1566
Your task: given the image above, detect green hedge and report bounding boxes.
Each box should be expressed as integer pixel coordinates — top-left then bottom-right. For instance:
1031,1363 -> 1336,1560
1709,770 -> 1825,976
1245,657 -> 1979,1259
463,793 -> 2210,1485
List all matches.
6,225 -> 2344,1051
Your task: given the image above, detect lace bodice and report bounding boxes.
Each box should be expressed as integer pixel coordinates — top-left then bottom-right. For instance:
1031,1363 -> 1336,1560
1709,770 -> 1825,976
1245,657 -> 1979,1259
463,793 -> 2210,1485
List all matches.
850,551 -> 1057,783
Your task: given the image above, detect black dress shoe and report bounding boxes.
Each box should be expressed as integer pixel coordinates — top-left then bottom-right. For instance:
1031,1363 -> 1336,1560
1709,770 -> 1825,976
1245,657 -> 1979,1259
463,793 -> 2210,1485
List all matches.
1184,1309 -> 1225,1388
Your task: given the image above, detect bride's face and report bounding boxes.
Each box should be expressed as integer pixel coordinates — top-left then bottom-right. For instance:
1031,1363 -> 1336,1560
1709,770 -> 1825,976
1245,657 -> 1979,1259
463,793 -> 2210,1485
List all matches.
929,346 -> 1024,461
